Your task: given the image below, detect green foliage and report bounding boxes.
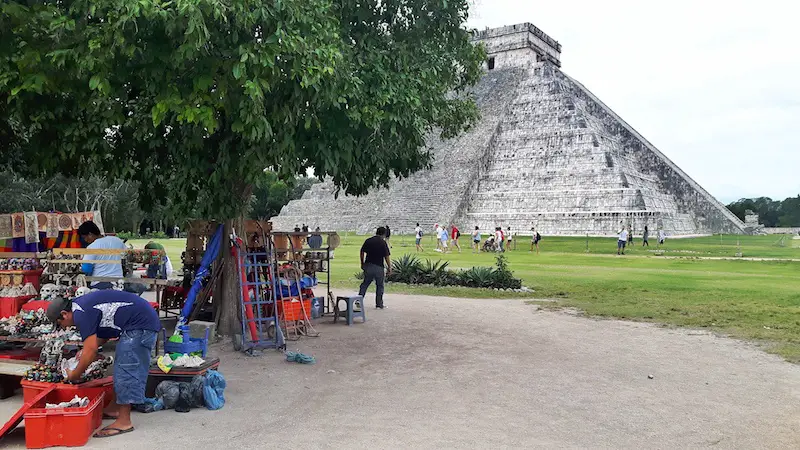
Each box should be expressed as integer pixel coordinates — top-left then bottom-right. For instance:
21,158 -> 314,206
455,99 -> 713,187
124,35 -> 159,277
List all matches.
458,266 -> 495,288
389,254 -> 423,284
249,171 -> 316,220
386,255 -> 522,289
1,0 -> 485,220
492,254 -> 522,289
726,196 -> 800,227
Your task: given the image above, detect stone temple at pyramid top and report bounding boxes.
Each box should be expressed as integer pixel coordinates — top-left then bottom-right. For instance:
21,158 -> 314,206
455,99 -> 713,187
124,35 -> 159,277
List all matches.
473,23 -> 562,68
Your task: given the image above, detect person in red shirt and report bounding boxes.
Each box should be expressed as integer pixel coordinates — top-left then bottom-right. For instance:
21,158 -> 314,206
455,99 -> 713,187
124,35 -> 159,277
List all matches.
450,224 -> 462,253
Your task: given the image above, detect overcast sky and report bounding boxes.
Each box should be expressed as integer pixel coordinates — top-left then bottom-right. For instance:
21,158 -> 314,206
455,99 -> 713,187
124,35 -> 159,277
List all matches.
468,0 -> 799,203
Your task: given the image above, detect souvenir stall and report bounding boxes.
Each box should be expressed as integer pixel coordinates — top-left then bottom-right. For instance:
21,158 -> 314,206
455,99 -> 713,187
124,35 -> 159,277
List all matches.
0,211 -> 104,367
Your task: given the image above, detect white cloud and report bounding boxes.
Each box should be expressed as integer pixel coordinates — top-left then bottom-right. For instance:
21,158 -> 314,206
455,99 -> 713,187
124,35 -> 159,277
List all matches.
468,0 -> 800,202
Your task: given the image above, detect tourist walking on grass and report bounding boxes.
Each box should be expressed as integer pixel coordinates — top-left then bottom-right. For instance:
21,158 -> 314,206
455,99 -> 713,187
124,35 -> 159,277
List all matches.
530,227 -> 541,254
658,228 -> 666,247
438,225 -> 449,253
617,226 -> 629,255
414,223 -> 424,252
627,224 -> 634,245
434,223 -> 443,252
506,226 -> 513,251
642,225 -> 650,247
450,224 -> 462,253
494,227 -> 504,252
472,226 -> 481,253
358,227 -> 392,309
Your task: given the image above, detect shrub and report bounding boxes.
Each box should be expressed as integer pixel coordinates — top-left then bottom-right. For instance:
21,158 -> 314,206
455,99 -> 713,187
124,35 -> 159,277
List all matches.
458,266 -> 495,288
388,255 -> 423,284
364,255 -> 523,290
491,255 -> 522,289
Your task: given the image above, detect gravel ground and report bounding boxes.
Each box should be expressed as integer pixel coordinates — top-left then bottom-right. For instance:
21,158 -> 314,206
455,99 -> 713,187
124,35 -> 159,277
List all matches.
2,293 -> 799,449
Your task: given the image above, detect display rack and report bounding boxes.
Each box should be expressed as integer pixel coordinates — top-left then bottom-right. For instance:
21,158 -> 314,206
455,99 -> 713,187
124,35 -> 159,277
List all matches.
271,231 -> 337,315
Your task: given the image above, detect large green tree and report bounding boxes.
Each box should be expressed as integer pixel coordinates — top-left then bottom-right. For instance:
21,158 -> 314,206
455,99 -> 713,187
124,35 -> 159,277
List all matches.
1,0 -> 485,333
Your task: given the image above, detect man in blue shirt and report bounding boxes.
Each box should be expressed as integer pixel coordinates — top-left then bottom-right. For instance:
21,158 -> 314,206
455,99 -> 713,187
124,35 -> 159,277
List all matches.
78,221 -> 127,289
47,290 -> 160,438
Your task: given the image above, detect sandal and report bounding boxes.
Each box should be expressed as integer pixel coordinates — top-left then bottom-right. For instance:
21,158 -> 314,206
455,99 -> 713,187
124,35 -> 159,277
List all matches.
93,426 -> 135,438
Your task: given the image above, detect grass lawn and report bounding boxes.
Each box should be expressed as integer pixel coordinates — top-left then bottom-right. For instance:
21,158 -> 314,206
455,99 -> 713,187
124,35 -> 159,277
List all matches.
131,234 -> 800,362
127,238 -> 186,272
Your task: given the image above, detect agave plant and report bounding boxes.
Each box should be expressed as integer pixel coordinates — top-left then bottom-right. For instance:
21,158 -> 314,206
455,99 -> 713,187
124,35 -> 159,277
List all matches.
459,266 -> 495,288
388,254 -> 423,283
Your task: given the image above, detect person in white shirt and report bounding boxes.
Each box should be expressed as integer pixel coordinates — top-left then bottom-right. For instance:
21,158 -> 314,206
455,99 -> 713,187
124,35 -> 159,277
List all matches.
617,227 -> 629,255
494,227 -> 503,252
658,229 -> 666,246
78,221 -> 127,289
414,223 -> 424,252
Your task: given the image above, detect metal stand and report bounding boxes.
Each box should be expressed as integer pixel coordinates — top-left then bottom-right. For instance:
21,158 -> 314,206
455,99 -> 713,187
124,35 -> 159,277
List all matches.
236,230 -> 285,353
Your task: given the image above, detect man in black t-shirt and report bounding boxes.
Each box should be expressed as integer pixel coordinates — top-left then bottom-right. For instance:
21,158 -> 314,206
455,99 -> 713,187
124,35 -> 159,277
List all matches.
358,227 -> 392,309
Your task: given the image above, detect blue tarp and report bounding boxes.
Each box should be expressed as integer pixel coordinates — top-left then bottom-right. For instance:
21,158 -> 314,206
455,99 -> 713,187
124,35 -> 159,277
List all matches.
177,224 -> 224,327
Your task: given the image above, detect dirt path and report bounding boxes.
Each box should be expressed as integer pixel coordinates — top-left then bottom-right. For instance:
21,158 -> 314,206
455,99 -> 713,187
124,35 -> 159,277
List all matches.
2,294 -> 799,448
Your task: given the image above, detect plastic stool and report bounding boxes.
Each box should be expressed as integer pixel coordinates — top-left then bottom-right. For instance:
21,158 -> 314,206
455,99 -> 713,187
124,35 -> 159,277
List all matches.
334,295 -> 366,326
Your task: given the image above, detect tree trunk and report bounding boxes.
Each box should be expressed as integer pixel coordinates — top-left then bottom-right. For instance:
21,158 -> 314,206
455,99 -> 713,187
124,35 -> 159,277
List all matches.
214,218 -> 244,336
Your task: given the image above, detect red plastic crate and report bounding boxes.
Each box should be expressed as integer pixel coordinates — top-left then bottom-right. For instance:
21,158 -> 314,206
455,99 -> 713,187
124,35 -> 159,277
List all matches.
22,377 -> 114,409
24,391 -> 104,448
278,299 -> 311,321
0,295 -> 36,318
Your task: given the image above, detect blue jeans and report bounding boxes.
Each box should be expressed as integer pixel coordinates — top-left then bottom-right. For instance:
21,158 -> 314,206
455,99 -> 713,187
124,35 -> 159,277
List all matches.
358,263 -> 385,307
114,329 -> 157,405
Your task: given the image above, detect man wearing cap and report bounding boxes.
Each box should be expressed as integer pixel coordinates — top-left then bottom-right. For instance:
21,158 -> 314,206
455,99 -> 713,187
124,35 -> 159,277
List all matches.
48,290 -> 160,438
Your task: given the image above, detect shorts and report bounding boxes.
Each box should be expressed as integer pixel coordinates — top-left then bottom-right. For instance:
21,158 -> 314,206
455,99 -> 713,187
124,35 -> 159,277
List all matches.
415,238 -> 421,245
441,239 -> 448,248
114,329 -> 157,405
618,240 -> 626,249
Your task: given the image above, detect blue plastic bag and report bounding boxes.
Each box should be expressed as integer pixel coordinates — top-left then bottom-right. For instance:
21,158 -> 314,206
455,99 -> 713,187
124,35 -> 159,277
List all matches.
203,369 -> 226,410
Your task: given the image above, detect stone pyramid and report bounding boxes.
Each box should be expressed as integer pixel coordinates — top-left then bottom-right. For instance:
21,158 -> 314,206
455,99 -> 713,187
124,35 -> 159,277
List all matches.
272,23 -> 745,236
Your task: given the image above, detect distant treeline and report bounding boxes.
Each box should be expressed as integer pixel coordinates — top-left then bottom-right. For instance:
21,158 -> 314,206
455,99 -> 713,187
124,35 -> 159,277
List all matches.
726,196 -> 800,227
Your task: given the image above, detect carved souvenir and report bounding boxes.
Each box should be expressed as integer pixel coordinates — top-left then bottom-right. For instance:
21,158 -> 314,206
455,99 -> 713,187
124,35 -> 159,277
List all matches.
12,213 -> 24,238
46,213 -> 59,237
0,215 -> 12,239
24,212 -> 39,243
37,212 -> 48,232
58,214 -> 73,231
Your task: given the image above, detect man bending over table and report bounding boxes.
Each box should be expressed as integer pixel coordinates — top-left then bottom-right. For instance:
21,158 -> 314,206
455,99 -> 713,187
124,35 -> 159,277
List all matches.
47,290 -> 160,438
